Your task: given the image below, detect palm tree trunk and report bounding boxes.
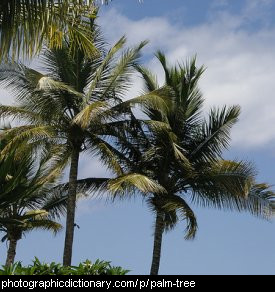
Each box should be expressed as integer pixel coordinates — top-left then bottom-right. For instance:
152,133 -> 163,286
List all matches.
5,237 -> 18,267
63,148 -> 80,266
150,210 -> 164,275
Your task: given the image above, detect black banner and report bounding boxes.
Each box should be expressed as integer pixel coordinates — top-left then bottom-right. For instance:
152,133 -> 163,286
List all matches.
0,275 -> 271,290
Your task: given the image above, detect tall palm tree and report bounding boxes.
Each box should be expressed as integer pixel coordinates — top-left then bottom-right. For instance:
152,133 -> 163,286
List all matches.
0,136 -> 66,266
0,23 -> 167,265
93,53 -> 275,275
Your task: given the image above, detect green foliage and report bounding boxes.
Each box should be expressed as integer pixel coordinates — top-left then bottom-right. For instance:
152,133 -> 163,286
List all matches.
0,15 -> 156,265
0,258 -> 129,275
0,1 -> 109,61
129,53 -> 275,233
0,138 -> 66,236
0,129 -> 68,266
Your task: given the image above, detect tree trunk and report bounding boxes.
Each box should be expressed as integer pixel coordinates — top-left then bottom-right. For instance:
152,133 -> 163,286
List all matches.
150,210 -> 164,275
63,149 -> 80,266
5,237 -> 18,267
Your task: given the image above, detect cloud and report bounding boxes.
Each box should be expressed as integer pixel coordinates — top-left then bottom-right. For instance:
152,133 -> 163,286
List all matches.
99,5 -> 275,149
78,153 -> 112,179
0,89 -> 13,105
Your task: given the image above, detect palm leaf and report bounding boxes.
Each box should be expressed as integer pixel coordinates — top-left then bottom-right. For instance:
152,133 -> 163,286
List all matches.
0,105 -> 41,124
0,0 -> 111,60
162,195 -> 197,239
0,125 -> 56,158
86,36 -> 127,99
190,105 -> 241,162
107,173 -> 167,198
95,40 -> 148,101
24,219 -> 62,234
135,65 -> 159,92
73,101 -> 108,129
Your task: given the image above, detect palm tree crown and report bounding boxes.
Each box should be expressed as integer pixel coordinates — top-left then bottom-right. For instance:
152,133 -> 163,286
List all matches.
100,52 -> 275,274
0,133 -> 66,266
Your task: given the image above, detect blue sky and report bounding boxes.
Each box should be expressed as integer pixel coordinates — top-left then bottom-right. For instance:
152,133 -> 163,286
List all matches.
1,0 -> 275,275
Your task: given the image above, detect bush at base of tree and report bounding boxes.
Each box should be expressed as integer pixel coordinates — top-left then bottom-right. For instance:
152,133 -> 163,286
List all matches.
0,258 -> 129,275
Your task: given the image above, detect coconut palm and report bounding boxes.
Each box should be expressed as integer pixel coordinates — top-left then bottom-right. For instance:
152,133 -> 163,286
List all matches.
0,20 -> 169,265
91,53 -> 274,275
0,137 -> 66,266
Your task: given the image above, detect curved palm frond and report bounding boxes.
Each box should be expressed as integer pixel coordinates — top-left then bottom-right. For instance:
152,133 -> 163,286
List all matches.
186,160 -> 274,219
0,125 -> 56,158
163,195 -> 197,239
135,65 -> 159,92
86,135 -> 124,176
116,86 -> 174,121
0,142 -> 66,236
86,36 -> 127,99
189,105 -> 241,162
24,219 -> 62,234
107,173 -> 167,199
73,101 -> 108,129
0,0 -> 113,61
91,40 -> 148,102
0,105 -> 42,124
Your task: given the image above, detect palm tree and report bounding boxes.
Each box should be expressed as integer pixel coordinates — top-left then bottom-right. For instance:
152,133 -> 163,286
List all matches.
0,0 -> 114,61
0,137 -> 66,266
0,22 -> 166,265
94,53 -> 275,275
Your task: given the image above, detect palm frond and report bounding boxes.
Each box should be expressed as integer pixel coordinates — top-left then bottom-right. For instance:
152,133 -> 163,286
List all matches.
155,51 -> 171,84
188,159 -> 255,199
24,219 -> 62,234
0,125 -> 56,158
190,105 -> 241,162
87,136 -> 124,176
162,194 -> 198,239
39,191 -> 68,220
56,177 -> 110,198
0,105 -> 41,124
95,40 -> 148,101
37,76 -> 84,97
135,65 -> 159,92
86,36 -> 127,99
119,86 -> 174,119
187,160 -> 275,219
0,0 -> 110,60
107,173 -> 167,198
73,101 -> 108,129
172,143 -> 195,174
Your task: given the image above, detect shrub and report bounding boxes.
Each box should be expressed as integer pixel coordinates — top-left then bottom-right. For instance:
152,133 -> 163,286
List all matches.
0,258 -> 129,275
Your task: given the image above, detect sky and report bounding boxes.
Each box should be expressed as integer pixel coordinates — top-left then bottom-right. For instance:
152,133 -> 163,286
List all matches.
1,0 -> 275,275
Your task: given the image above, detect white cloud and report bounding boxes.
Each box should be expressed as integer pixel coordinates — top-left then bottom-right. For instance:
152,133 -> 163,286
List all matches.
76,197 -> 106,217
78,153 -> 112,179
99,6 -> 275,149
0,89 -> 13,105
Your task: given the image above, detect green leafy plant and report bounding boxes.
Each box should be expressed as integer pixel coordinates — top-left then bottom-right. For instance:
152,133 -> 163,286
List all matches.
0,258 -> 129,275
